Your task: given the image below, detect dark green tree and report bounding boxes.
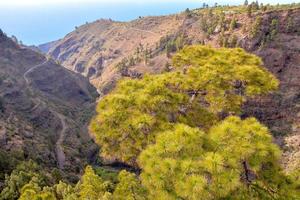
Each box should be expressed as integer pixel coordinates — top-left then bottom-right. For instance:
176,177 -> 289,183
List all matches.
0,161 -> 48,200
229,18 -> 238,32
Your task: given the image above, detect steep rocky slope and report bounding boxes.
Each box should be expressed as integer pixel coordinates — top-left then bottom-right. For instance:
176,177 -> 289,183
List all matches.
46,16 -> 185,92
38,40 -> 59,54
44,5 -> 300,170
0,31 -> 99,182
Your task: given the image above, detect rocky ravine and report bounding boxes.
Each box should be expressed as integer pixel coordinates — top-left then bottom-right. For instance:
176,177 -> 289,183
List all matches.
42,6 -> 300,170
0,31 -> 99,181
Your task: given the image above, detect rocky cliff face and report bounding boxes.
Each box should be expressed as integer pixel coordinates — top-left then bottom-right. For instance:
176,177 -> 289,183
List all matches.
42,6 -> 300,170
0,32 -> 99,182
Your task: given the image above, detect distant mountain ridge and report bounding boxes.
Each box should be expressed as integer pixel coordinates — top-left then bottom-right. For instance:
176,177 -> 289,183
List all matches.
38,40 -> 59,54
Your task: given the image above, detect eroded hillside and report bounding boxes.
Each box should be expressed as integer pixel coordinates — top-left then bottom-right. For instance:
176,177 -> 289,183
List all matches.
46,16 -> 185,92
0,31 -> 99,183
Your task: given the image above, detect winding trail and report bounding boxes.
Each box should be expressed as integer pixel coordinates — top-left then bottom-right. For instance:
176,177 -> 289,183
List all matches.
23,58 -> 67,169
108,26 -> 159,36
23,59 -> 48,84
54,112 -> 67,169
128,27 -> 158,35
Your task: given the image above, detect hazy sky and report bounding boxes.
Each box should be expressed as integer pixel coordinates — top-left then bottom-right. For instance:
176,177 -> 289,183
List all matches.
0,0 -> 298,45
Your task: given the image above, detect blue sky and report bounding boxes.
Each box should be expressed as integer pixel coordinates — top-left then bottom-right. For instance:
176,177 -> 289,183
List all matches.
0,0 -> 297,45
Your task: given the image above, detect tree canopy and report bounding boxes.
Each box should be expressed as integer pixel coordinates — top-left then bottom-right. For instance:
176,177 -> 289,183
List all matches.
78,166 -> 112,200
113,170 -> 147,200
0,160 -> 48,200
138,117 -> 296,199
90,45 -> 278,165
17,45 -> 300,200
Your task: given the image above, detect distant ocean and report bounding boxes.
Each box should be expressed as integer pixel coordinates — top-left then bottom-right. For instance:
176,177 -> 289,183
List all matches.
0,0 -> 295,45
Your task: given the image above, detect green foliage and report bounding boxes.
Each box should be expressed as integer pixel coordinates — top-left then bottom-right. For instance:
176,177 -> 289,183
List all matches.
139,117 -> 297,200
0,150 -> 17,182
139,124 -> 207,200
90,45 -> 278,165
250,16 -> 262,38
51,168 -> 63,184
198,11 -> 224,37
288,169 -> 300,197
270,19 -> 279,40
253,0 -> 260,10
254,17 -> 283,47
116,43 -> 156,75
53,181 -> 78,200
171,46 -> 278,100
0,161 -> 48,200
229,17 -> 237,32
116,57 -> 132,75
217,31 -> 229,47
261,4 -> 267,11
90,73 -> 186,165
185,8 -> 192,18
19,179 -> 55,200
78,166 -> 112,199
113,170 -> 147,200
19,180 -> 77,200
18,166 -> 149,200
164,34 -> 186,57
94,167 -> 119,184
194,2 -> 299,17
247,4 -> 252,17
229,34 -> 238,47
218,12 -> 226,31
13,40 -> 300,199
286,17 -> 293,33
18,166 -> 115,200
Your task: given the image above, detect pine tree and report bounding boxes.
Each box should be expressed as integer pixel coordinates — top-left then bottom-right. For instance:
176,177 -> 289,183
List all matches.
229,34 -> 238,47
54,181 -> 78,200
250,16 -> 262,38
247,4 -> 252,17
255,0 -> 260,10
229,18 -> 237,32
90,45 -> 278,165
270,19 -> 279,40
19,180 -> 55,200
79,166 -> 112,199
185,8 -> 192,18
286,17 -> 293,33
138,117 -> 298,199
0,161 -> 47,200
113,170 -> 147,200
